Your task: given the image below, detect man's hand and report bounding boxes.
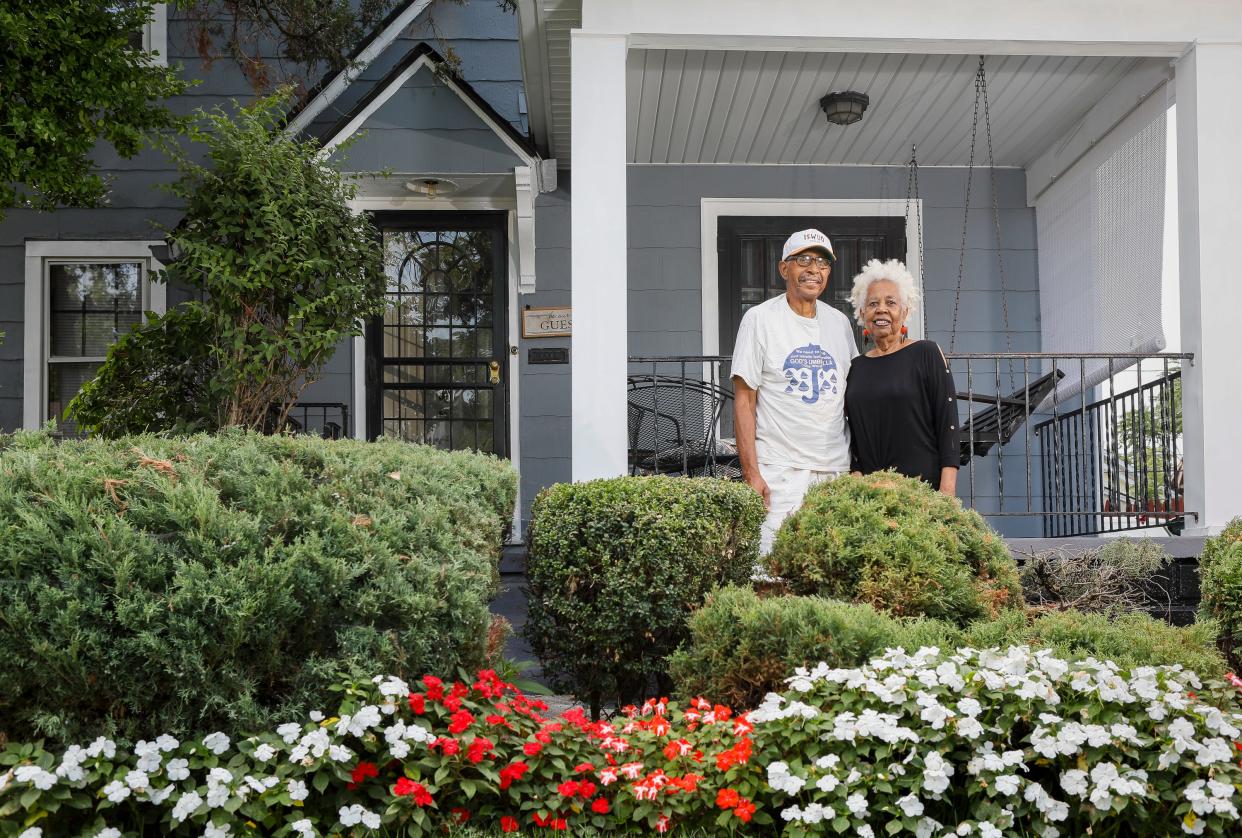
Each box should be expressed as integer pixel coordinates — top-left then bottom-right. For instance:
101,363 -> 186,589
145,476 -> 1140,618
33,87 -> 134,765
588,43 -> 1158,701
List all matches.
745,471 -> 770,510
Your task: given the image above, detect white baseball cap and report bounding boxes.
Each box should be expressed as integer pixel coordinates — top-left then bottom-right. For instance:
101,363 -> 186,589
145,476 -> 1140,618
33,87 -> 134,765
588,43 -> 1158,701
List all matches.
781,228 -> 835,262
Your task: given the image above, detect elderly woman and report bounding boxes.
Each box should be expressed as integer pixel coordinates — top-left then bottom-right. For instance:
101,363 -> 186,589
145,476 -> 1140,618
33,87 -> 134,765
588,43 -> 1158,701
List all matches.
844,259 -> 960,494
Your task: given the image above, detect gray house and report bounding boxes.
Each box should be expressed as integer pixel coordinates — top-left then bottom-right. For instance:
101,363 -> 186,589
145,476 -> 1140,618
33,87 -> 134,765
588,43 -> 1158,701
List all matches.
4,0 -> 1239,540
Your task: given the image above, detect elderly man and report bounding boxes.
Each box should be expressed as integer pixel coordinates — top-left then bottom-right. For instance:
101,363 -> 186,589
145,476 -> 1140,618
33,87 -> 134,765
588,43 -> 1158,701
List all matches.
731,229 -> 859,554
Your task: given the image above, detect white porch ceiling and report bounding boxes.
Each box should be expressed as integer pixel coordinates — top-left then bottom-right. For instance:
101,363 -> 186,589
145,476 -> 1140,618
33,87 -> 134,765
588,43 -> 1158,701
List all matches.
626,51 -> 1166,167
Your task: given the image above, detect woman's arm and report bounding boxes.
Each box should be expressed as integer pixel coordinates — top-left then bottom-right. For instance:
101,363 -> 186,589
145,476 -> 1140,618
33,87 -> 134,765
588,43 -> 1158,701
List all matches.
927,343 -> 961,496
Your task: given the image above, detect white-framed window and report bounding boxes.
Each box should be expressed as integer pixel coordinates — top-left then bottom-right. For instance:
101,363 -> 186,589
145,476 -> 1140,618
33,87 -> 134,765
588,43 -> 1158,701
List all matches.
23,242 -> 167,433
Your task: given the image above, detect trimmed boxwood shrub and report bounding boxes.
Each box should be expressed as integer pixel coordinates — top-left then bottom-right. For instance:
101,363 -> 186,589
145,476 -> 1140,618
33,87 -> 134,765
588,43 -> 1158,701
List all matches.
962,608 -> 1228,681
766,470 -> 1021,624
524,476 -> 764,716
668,585 -> 960,709
1198,516 -> 1242,670
0,429 -> 516,745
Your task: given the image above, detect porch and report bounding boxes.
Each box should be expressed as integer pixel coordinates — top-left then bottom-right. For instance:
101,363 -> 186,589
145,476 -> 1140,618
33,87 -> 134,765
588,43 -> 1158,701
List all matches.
515,0 -> 1242,535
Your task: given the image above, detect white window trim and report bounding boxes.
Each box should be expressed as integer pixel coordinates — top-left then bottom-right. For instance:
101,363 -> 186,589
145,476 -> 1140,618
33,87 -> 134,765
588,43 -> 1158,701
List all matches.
23,241 -> 167,430
699,198 -> 925,356
143,3 -> 169,66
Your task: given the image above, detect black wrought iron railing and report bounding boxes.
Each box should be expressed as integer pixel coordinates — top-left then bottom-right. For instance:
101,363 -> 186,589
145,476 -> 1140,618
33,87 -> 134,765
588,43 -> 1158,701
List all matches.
272,402 -> 350,440
626,352 -> 1194,538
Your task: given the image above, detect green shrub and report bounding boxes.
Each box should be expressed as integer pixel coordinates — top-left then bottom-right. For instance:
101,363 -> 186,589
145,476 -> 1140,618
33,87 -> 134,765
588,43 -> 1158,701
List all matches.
766,470 -> 1021,624
0,429 -> 516,745
524,477 -> 764,716
962,608 -> 1227,680
668,585 -> 961,708
1198,516 -> 1242,670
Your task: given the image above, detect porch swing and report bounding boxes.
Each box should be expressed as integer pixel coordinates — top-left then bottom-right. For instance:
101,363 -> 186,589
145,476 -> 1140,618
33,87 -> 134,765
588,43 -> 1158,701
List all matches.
904,57 -> 1064,466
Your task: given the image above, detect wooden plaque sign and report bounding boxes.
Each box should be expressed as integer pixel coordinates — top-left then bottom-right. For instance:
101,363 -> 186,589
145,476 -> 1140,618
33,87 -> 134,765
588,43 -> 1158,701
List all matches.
522,306 -> 572,338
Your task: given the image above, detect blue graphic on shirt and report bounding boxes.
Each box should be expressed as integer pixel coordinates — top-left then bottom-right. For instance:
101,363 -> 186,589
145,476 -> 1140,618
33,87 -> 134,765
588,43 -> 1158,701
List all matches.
782,344 -> 840,404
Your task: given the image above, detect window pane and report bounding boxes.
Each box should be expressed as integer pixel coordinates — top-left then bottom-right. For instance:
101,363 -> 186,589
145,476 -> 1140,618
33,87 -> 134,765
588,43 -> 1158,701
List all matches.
49,262 -> 142,357
47,362 -> 102,436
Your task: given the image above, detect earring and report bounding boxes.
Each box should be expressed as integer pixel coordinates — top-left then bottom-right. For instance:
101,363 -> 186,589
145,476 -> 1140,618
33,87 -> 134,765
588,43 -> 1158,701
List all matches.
862,328 -> 871,343
900,325 -> 908,341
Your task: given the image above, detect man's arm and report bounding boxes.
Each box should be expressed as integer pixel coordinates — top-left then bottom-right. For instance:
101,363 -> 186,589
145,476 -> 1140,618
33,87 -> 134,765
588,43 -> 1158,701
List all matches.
733,377 -> 769,509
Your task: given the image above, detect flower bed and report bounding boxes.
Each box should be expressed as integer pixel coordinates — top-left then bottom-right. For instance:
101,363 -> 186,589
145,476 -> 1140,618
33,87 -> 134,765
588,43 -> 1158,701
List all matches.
2,648 -> 1241,836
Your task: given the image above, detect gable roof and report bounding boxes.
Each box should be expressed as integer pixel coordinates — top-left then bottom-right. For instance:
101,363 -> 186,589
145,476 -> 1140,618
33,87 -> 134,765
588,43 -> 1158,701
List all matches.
318,41 -> 540,164
283,0 -> 434,136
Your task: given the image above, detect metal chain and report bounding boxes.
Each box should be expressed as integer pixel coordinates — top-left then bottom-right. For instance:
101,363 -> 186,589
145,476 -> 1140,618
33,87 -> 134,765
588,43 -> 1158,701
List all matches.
904,144 -> 926,337
980,58 -> 1012,354
950,58 -> 984,352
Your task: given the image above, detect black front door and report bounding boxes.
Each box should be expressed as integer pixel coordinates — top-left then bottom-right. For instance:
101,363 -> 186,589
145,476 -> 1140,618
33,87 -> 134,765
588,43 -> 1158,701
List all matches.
367,212 -> 508,455
718,215 -> 907,355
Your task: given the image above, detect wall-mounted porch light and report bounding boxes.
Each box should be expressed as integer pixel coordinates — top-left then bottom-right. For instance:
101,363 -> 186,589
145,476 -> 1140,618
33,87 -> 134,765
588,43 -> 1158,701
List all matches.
819,91 -> 870,125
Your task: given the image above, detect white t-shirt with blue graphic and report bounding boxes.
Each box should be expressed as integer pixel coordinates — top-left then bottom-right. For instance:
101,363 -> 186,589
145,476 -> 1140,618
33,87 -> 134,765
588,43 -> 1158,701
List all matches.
731,295 -> 859,471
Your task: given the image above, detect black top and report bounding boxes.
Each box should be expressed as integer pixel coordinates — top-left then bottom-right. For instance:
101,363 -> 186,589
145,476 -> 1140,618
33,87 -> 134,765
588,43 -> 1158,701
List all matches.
844,340 -> 960,489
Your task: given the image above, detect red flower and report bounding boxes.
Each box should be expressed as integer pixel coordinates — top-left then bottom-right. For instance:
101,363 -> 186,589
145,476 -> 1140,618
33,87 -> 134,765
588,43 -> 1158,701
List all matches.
591,798 -> 610,814
535,730 -> 553,744
734,798 -> 756,823
556,780 -> 580,797
443,695 -> 462,713
450,807 -> 471,824
499,761 -> 530,790
716,788 -> 740,809
713,704 -> 732,721
431,737 -> 460,756
448,709 -> 475,734
578,779 -> 597,798
486,713 -> 510,727
422,675 -> 444,701
467,736 -> 494,764
393,777 -> 434,806
500,816 -> 520,832
523,741 -> 543,757
408,693 -> 426,715
348,760 -> 379,789
574,762 -> 595,774
656,814 -> 670,833
552,818 -> 568,830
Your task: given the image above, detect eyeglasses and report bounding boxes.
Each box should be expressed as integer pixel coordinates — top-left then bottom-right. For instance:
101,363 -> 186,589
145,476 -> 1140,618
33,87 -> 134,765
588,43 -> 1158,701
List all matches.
787,253 -> 833,269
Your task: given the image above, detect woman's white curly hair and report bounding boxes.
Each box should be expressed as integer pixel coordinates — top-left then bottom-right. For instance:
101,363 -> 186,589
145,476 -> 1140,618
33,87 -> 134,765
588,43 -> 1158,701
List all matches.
848,258 -> 921,325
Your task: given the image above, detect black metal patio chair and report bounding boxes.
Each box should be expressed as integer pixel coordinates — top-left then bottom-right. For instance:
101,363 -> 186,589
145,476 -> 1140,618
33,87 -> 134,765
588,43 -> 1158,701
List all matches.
627,375 -> 741,478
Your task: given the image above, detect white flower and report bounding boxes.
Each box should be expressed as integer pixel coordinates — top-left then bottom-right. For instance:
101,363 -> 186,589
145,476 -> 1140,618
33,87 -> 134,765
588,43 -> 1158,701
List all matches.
846,792 -> 868,816
172,791 -> 203,823
277,723 -> 303,744
781,805 -> 803,822
994,775 -> 1020,796
328,744 -> 353,763
857,826 -> 875,838
124,769 -> 149,790
916,817 -> 943,838
1060,769 -> 1088,797
816,773 -> 840,792
253,744 -> 277,762
203,823 -> 232,838
920,701 -> 954,729
14,765 -> 56,791
166,758 -> 190,781
309,711 -> 325,722
102,780 -> 131,803
156,734 -> 180,752
147,784 -> 175,805
202,732 -> 230,755
897,793 -> 925,817
208,767 -> 233,785
957,717 -> 984,740
815,754 -> 840,770
377,675 -> 409,698
957,698 -> 982,717
17,829 -> 42,838
206,784 -> 230,808
94,830 -> 122,838
979,822 -> 1002,838
87,737 -> 116,760
339,804 -> 381,829
291,819 -> 315,837
287,779 -> 309,801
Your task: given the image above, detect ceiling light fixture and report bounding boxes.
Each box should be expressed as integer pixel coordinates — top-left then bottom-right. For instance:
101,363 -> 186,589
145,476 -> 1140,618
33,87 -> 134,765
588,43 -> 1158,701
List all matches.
819,91 -> 870,126
403,177 -> 458,198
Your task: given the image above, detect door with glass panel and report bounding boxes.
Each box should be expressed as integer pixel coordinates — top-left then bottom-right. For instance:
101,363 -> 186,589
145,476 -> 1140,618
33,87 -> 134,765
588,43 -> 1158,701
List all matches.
45,260 -> 145,435
366,213 -> 508,455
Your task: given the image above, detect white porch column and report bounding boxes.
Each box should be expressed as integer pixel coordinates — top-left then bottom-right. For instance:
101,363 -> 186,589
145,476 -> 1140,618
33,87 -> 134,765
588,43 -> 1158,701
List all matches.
1175,42 -> 1242,534
570,31 -> 628,480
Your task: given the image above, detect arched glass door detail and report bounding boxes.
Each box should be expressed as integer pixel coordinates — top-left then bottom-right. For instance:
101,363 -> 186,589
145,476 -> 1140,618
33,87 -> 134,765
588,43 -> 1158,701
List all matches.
367,213 -> 508,455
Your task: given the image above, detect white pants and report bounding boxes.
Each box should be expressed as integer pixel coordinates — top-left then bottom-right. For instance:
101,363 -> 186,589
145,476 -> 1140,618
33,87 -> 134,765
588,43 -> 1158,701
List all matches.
758,464 -> 839,556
